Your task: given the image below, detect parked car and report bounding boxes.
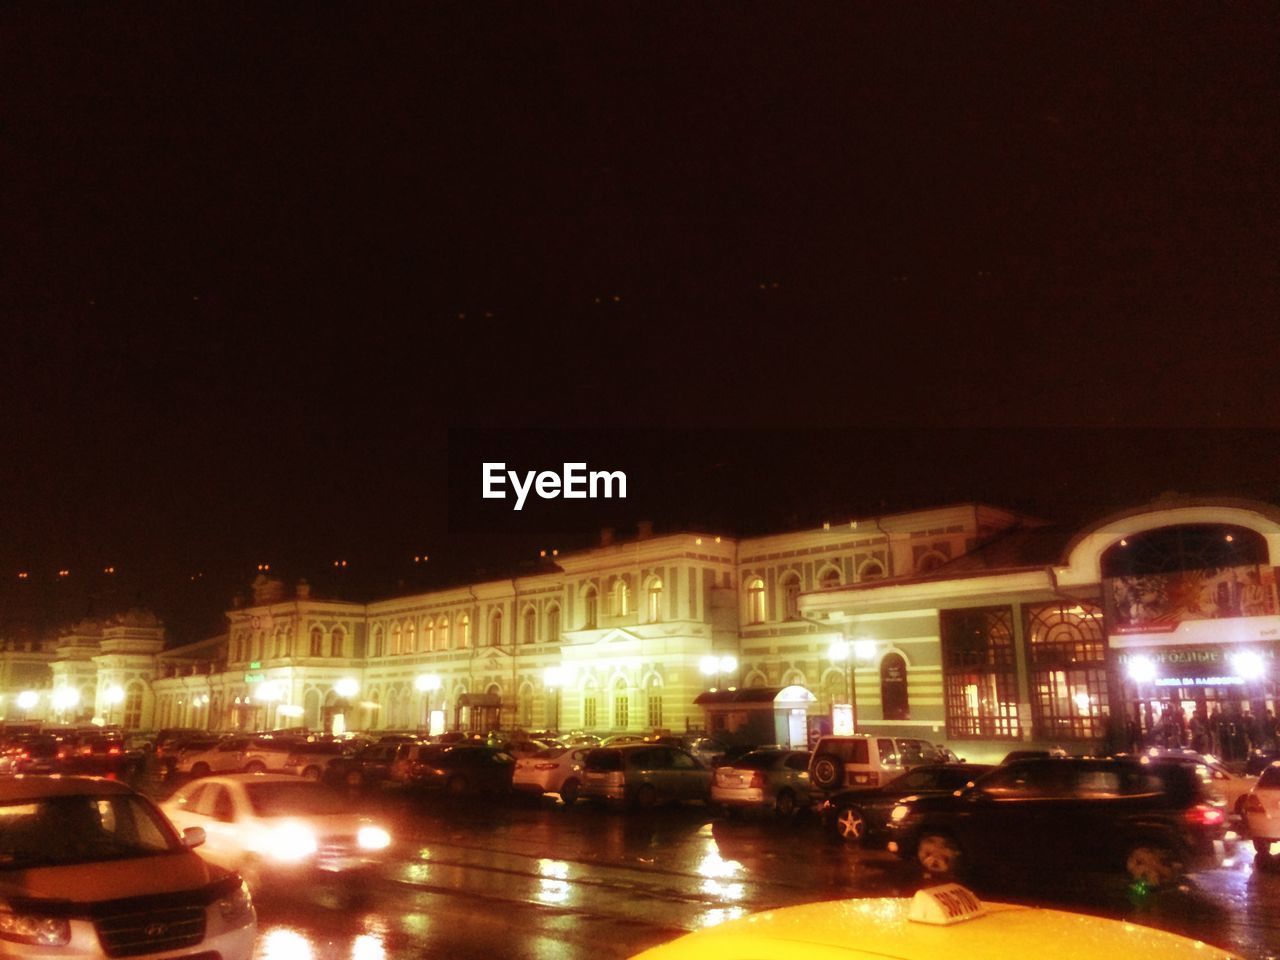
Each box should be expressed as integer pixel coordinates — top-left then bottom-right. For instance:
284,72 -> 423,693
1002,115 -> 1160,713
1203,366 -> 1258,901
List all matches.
999,748 -> 1068,764
1242,761 -> 1280,859
66,732 -> 131,776
161,773 -> 393,897
651,735 -> 729,768
396,744 -> 516,797
282,740 -> 358,780
581,744 -> 712,809
0,776 -> 256,959
326,740 -> 416,789
1136,749 -> 1258,816
8,734 -> 64,774
886,756 -> 1227,886
822,763 -> 994,844
513,744 -> 590,803
628,883 -> 1241,960
808,734 -> 904,791
711,748 -> 812,816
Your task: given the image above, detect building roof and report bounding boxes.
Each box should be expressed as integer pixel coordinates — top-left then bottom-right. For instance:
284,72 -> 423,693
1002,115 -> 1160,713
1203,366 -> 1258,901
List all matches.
920,524 -> 1077,578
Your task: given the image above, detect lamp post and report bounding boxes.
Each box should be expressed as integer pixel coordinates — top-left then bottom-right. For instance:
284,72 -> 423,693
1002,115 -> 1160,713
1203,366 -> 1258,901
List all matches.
699,655 -> 738,691
829,639 -> 877,734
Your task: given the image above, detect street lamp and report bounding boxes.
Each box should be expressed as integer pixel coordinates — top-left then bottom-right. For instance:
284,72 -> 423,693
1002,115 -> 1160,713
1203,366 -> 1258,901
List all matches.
699,655 -> 738,691
829,639 -> 877,734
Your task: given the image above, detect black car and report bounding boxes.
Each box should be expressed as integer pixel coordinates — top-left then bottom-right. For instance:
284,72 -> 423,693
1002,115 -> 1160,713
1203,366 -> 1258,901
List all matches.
400,744 -> 515,797
823,763 -> 994,844
324,741 -> 414,789
886,756 -> 1226,887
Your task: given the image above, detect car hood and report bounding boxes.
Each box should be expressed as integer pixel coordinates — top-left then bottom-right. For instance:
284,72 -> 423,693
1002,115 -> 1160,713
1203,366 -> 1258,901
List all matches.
0,851 -> 227,903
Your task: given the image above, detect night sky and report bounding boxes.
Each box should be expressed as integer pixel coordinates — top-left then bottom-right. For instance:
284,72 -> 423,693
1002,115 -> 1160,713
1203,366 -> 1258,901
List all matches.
3,4 -> 1278,641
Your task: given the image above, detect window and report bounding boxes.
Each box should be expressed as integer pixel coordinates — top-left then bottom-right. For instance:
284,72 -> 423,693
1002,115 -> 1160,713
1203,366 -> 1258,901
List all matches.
1024,600 -> 1108,741
647,689 -> 663,728
421,619 -> 432,652
124,683 -> 144,730
880,653 -> 910,721
406,621 -> 416,653
646,577 -> 663,622
940,606 -> 1020,740
310,627 -> 323,657
330,628 -> 344,658
392,624 -> 403,655
583,694 -> 598,728
372,627 -> 384,658
780,573 -> 801,620
545,605 -> 560,643
438,616 -> 450,650
611,578 -> 631,617
614,693 -> 629,729
582,586 -> 598,629
459,614 -> 471,648
521,607 -> 536,645
818,567 -> 841,589
746,577 -> 766,624
858,559 -> 886,581
488,610 -> 502,647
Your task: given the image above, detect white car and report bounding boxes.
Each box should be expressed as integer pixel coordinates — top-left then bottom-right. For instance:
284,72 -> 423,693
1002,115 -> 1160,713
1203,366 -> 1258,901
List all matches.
161,773 -> 392,896
1243,762 -> 1280,858
1142,749 -> 1258,815
0,776 -> 255,959
513,745 -> 589,803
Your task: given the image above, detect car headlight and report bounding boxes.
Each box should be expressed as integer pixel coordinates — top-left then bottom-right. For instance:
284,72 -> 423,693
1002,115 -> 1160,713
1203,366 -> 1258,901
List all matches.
890,804 -> 911,822
0,909 -> 71,946
217,880 -> 255,927
357,825 -> 391,851
266,822 -> 318,862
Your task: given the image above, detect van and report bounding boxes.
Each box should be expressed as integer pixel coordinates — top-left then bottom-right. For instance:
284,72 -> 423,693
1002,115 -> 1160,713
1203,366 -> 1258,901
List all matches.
808,734 -> 904,790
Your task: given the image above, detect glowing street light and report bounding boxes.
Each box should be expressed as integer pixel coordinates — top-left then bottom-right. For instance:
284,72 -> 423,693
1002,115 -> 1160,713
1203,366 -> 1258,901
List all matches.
544,667 -> 564,731
830,638 -> 877,734
334,678 -> 359,699
1127,656 -> 1157,684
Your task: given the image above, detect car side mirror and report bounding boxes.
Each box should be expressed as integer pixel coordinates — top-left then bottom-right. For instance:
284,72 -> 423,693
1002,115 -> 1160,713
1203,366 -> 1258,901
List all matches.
182,826 -> 206,849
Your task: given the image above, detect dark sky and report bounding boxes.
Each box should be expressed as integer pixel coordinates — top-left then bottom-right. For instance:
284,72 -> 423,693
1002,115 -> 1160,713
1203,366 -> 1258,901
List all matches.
2,4 -> 1278,641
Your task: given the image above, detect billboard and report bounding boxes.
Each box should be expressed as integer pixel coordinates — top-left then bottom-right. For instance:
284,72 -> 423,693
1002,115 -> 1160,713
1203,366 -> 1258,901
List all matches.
1105,563 -> 1278,635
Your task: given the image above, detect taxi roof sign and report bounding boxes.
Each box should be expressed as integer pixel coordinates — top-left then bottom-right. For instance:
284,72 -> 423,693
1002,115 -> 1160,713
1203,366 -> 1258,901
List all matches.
907,884 -> 987,926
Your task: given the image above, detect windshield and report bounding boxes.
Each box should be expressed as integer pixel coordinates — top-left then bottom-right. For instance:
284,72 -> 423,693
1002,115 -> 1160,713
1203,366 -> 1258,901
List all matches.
0,794 -> 180,869
244,781 -> 350,817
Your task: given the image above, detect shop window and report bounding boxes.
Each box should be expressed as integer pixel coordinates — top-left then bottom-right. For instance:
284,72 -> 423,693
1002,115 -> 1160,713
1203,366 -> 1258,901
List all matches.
940,606 -> 1020,740
1024,600 -> 1109,741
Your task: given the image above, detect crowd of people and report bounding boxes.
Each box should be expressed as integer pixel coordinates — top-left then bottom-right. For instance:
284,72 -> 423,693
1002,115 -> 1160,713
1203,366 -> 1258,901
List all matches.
1126,702 -> 1277,761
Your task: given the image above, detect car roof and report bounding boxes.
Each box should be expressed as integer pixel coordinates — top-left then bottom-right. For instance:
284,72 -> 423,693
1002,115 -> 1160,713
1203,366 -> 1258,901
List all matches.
0,776 -> 138,800
629,896 -> 1239,959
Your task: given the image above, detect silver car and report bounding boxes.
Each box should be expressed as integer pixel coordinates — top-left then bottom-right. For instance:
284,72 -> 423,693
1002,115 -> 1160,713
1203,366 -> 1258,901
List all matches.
712,748 -> 812,816
580,744 -> 712,809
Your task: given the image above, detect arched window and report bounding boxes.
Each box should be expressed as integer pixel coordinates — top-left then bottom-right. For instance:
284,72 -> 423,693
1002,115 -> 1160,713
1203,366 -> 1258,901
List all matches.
646,677 -> 663,729
422,618 -> 434,652
916,552 -> 948,574
818,566 -> 842,589
406,621 -> 416,653
438,616 -> 450,650
858,559 -> 886,582
582,586 -> 598,629
459,614 -> 471,648
124,682 -> 144,730
780,572 -> 802,621
646,577 -> 664,622
880,652 -> 910,721
330,628 -> 344,658
391,624 -> 402,655
521,606 -> 536,645
613,678 -> 629,729
274,630 -> 286,658
372,626 -> 384,658
545,605 -> 560,643
746,577 -> 766,624
582,684 -> 599,728
309,627 -> 323,657
610,577 -> 631,617
488,609 -> 503,647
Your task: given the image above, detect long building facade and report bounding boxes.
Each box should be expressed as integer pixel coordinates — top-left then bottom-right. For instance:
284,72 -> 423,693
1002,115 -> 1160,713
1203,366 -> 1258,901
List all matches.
9,496 -> 1280,764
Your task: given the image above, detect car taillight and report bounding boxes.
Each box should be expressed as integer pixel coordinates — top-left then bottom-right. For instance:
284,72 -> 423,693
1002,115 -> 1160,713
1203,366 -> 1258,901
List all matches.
1245,794 -> 1266,814
852,772 -> 880,786
1187,804 -> 1225,826
56,749 -> 68,760
107,746 -> 121,755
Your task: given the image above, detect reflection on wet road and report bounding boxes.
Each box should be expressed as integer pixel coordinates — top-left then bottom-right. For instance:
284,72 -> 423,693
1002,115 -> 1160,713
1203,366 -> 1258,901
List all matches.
245,797 -> 1280,959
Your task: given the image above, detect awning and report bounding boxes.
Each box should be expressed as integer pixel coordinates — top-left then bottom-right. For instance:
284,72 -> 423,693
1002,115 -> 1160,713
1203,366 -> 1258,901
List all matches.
457,693 -> 502,707
693,685 -> 816,706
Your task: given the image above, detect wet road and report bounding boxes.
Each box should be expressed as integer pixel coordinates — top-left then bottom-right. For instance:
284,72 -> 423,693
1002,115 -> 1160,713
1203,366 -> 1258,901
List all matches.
168,785 -> 1280,960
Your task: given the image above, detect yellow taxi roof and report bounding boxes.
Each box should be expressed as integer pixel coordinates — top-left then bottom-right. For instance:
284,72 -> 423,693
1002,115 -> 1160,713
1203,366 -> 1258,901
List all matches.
629,896 -> 1240,960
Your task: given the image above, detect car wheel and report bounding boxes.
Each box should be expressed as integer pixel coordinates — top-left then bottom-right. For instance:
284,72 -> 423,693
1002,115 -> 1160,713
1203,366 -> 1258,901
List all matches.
810,753 -> 844,790
302,765 -> 322,781
917,832 -> 963,878
1126,843 -> 1183,887
634,784 -> 658,810
191,762 -> 211,778
245,761 -> 266,774
834,805 -> 867,843
559,778 -> 580,806
775,790 -> 798,818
